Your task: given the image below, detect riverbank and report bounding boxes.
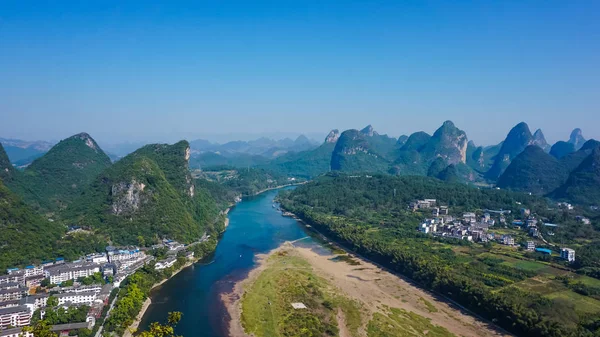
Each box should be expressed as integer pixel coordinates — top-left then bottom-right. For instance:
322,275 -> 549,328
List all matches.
224,241 -> 508,337
123,258 -> 204,336
246,181 -> 307,198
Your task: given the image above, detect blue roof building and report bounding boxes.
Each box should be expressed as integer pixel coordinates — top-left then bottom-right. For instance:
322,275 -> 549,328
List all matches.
535,248 -> 552,255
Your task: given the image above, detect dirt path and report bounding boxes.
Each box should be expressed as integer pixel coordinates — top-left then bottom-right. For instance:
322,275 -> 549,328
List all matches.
336,309 -> 352,337
292,245 -> 509,337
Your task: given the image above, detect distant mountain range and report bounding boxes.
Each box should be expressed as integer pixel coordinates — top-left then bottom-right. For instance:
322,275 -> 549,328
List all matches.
189,135 -> 320,158
2,122 -> 598,207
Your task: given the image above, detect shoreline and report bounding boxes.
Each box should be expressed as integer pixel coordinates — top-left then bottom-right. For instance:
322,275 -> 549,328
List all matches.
124,259 -> 196,337
246,182 -> 307,198
221,245 -> 287,337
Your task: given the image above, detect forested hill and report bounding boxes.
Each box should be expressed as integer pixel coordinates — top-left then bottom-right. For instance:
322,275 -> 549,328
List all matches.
64,141 -> 223,245
278,173 -> 600,337
4,133 -> 112,213
0,179 -> 63,270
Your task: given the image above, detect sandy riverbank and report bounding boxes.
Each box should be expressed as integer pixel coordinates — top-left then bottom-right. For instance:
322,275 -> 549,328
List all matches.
224,242 -> 509,337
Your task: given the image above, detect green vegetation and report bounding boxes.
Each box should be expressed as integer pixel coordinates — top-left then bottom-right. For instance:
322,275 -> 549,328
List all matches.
367,307 -> 453,337
195,166 -> 295,196
553,148 -> 600,205
241,250 -> 362,337
0,179 -> 64,271
497,145 -> 568,194
5,133 -> 112,213
279,173 -> 600,336
261,142 -> 336,179
63,141 -> 222,245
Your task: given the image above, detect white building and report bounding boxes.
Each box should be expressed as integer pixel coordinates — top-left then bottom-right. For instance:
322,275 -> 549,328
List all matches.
87,253 -> 108,264
0,306 -> 31,329
23,266 -> 44,278
561,248 -> 576,262
502,235 -> 515,246
527,241 -> 535,251
45,263 -> 100,285
155,257 -> 177,270
21,294 -> 49,311
55,291 -> 98,306
60,285 -> 103,294
107,248 -> 144,263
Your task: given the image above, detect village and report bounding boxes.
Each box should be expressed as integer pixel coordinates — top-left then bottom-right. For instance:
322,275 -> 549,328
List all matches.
411,198 -> 578,263
0,238 -> 200,337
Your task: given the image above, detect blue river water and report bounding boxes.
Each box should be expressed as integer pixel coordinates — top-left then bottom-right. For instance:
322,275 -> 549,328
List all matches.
138,187 -> 315,336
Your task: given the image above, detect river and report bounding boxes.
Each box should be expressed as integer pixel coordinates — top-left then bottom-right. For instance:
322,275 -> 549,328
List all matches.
138,187 -> 313,337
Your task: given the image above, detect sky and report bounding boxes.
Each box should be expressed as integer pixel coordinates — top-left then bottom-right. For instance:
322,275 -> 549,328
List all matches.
1,1 -> 599,146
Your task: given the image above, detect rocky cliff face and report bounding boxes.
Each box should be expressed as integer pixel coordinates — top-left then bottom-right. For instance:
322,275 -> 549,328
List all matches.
416,121 -> 469,165
360,125 -> 377,137
532,129 -> 550,152
325,129 -> 340,144
111,179 -> 148,215
569,128 -> 586,150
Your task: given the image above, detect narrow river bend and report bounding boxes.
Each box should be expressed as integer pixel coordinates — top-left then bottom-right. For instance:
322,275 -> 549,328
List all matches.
139,187 -> 313,337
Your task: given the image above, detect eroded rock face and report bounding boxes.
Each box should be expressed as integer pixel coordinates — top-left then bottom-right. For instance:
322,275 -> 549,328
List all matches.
325,130 -> 340,143
111,179 -> 147,215
185,146 -> 191,161
74,132 -> 98,152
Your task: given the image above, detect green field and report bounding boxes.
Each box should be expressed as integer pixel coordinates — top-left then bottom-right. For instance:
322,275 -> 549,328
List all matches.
241,248 -> 459,337
240,249 -> 363,337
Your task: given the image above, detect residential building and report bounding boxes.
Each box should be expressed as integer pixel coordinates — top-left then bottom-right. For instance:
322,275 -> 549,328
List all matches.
20,294 -> 49,311
527,241 -> 535,251
0,288 -> 27,302
0,283 -> 21,291
0,305 -> 31,328
55,291 -> 98,306
25,275 -> 45,288
439,206 -> 449,215
561,248 -> 576,262
60,285 -> 103,294
155,257 -> 177,270
431,207 -> 440,217
23,266 -> 44,278
45,263 -> 100,285
0,274 -> 24,286
87,253 -> 108,264
185,251 -> 195,260
106,247 -> 145,263
502,235 -> 515,246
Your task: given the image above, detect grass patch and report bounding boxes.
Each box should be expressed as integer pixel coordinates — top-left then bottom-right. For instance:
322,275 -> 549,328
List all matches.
545,290 -> 600,315
241,249 -> 362,337
367,307 -> 454,337
419,297 -> 438,313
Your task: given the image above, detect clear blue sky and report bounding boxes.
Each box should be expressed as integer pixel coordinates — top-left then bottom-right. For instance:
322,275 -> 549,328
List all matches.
1,1 -> 598,145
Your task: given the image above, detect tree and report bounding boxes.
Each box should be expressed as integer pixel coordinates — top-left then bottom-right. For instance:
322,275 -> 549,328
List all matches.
22,320 -> 58,337
47,295 -> 58,307
40,278 -> 51,287
136,312 -> 182,337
